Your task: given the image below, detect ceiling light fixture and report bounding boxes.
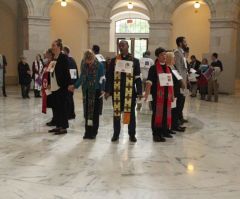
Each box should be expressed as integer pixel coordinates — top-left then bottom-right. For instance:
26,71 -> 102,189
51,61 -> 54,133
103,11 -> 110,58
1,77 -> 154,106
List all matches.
194,1 -> 201,9
128,2 -> 133,10
61,0 -> 67,7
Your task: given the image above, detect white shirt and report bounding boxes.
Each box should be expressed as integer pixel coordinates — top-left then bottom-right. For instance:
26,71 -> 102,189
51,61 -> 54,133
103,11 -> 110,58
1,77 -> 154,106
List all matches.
49,61 -> 60,92
140,57 -> 154,80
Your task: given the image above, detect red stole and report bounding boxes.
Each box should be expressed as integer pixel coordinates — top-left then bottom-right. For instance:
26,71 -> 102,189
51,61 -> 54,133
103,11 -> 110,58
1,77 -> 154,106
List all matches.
155,60 -> 173,128
42,67 -> 49,114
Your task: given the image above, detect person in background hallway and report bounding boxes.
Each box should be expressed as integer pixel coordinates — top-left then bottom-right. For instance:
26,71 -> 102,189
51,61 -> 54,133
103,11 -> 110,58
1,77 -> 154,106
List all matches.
207,53 -> 223,102
144,48 -> 174,142
69,50 -> 105,139
0,54 -> 7,97
166,51 -> 186,133
18,56 -> 31,99
32,54 -> 44,98
63,46 -> 79,120
198,58 -> 209,100
138,50 -> 154,111
105,40 -> 142,143
174,37 -> 189,125
48,39 -> 71,135
189,55 -> 201,97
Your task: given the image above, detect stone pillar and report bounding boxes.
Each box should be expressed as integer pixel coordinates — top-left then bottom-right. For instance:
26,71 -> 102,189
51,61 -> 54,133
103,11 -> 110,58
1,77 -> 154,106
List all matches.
208,18 -> 239,94
88,18 -> 111,53
148,20 -> 172,57
24,16 -> 51,68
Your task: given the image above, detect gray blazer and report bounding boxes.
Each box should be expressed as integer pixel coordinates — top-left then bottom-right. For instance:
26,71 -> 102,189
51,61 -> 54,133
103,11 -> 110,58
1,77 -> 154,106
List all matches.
174,48 -> 188,83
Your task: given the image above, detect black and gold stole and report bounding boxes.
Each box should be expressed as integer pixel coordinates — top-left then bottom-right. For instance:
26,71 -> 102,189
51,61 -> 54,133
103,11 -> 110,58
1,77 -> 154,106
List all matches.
113,54 -> 134,124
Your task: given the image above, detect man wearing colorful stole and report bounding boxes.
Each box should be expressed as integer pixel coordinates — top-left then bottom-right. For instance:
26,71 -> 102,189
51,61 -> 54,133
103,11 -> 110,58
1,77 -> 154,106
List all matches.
105,40 -> 142,142
144,47 -> 174,142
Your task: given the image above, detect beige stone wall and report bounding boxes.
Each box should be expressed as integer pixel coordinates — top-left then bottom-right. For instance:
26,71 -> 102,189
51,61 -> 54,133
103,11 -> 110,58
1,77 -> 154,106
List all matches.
50,2 -> 88,67
172,2 -> 211,60
0,1 -> 18,84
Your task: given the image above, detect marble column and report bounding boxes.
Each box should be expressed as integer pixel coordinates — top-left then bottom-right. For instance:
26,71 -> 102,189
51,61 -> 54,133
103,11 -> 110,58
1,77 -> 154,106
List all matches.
148,20 -> 172,56
88,18 -> 111,53
208,18 -> 239,94
24,16 -> 51,67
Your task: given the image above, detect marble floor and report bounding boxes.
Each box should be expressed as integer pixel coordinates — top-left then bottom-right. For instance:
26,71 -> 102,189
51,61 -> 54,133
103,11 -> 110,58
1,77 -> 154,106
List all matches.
0,87 -> 240,199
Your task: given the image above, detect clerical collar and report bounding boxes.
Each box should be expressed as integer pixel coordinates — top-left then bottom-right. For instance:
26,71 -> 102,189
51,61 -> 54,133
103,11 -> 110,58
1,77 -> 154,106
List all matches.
160,62 -> 166,65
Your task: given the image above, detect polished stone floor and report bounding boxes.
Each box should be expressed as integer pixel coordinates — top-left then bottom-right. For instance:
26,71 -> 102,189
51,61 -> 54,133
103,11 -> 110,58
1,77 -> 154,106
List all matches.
0,87 -> 240,199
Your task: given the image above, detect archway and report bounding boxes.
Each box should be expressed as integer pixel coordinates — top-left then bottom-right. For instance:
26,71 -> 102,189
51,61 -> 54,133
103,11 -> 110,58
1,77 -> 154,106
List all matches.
109,0 -> 150,58
172,1 -> 211,60
50,1 -> 88,66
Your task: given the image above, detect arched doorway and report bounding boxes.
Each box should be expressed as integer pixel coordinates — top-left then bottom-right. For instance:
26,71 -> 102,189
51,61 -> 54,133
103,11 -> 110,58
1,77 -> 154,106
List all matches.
50,1 -> 88,66
172,1 -> 211,60
109,0 -> 150,58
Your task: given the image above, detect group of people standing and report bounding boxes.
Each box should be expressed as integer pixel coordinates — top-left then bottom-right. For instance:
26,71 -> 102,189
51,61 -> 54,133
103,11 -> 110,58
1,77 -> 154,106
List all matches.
14,36 -> 223,143
188,53 -> 223,102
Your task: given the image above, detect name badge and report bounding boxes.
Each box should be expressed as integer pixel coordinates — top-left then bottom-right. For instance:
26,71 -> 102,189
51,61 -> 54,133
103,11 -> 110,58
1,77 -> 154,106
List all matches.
69,69 -> 77,79
158,73 -> 173,86
96,54 -> 106,62
115,60 -> 133,74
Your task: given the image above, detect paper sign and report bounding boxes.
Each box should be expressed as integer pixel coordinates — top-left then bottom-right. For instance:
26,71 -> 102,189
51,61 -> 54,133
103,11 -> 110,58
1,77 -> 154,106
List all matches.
171,69 -> 183,80
69,69 -> 77,79
180,88 -> 189,96
158,73 -> 173,86
96,54 -> 106,62
115,60 -> 133,74
190,68 -> 197,73
171,98 -> 177,108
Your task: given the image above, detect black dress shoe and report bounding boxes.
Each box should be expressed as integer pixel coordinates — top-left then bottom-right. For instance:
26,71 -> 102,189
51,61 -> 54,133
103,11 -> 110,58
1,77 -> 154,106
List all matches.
54,129 -> 67,135
153,135 -> 166,142
48,128 -> 60,133
129,136 -> 137,142
111,135 -> 119,142
172,127 -> 185,132
168,130 -> 176,134
163,133 -> 173,138
46,121 -> 56,127
182,119 -> 188,123
83,134 -> 96,140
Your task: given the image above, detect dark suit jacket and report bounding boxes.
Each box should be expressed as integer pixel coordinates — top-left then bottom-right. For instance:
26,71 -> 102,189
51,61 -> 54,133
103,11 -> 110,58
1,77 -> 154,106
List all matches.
54,53 -> 71,89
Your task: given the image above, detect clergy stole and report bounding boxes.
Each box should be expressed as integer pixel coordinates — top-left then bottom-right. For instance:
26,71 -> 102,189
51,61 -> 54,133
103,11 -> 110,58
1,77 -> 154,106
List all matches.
81,61 -> 98,126
41,67 -> 49,114
114,55 -> 134,124
155,60 -> 173,128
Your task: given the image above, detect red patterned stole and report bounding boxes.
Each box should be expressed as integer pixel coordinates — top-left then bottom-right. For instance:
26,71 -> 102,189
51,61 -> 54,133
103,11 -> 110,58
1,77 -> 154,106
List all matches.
155,60 -> 173,128
42,66 -> 49,114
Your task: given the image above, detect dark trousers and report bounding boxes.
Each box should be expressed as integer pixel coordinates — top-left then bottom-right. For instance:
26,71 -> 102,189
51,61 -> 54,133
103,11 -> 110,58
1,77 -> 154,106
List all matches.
34,89 -> 41,97
171,107 -> 179,129
85,90 -> 101,137
51,108 -> 57,124
177,94 -> 185,121
67,92 -> 76,119
21,84 -> 30,98
113,99 -> 136,137
2,73 -> 6,96
151,99 -> 168,137
53,89 -> 69,129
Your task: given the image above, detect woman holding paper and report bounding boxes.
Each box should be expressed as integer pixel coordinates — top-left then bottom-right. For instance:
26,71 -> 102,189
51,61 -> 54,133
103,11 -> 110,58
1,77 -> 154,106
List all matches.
68,50 -> 105,139
144,47 -> 174,142
198,58 -> 209,100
